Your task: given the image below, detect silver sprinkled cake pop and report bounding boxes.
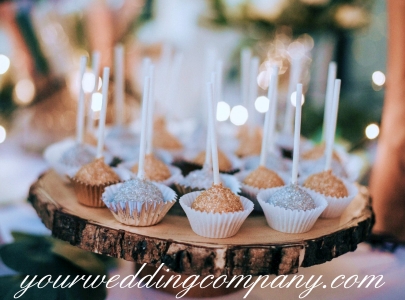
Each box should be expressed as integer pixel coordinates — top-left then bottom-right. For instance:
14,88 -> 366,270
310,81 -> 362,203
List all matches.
59,144 -> 95,167
266,184 -> 316,211
113,178 -> 163,204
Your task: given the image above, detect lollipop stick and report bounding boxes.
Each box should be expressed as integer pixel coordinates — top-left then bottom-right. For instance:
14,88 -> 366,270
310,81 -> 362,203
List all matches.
260,66 -> 279,167
86,51 -> 100,133
96,67 -> 110,158
268,68 -> 280,154
204,72 -> 217,168
137,77 -> 150,179
291,84 -> 303,184
248,57 -> 259,127
325,79 -> 341,171
114,44 -> 124,126
207,82 -> 220,185
215,60 -> 223,104
322,62 -> 337,142
283,57 -> 302,135
76,56 -> 87,144
241,48 -> 251,109
146,65 -> 155,155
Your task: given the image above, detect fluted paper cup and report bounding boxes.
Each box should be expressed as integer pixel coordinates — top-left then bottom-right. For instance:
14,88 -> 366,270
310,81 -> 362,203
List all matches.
235,170 -> 290,212
102,182 -> 176,226
257,187 -> 327,234
301,179 -> 358,219
179,191 -> 253,238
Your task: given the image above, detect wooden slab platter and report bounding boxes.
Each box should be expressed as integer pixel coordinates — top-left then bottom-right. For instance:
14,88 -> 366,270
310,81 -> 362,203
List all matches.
28,170 -> 374,277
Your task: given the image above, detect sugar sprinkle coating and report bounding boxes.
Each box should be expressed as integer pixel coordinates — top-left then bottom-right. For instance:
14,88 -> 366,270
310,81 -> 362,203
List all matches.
191,183 -> 243,213
193,150 -> 232,172
302,143 -> 341,161
243,166 -> 284,189
183,167 -> 216,189
131,154 -> 171,181
304,170 -> 348,198
75,158 -> 120,185
266,184 -> 316,211
60,144 -> 95,167
113,178 -> 163,203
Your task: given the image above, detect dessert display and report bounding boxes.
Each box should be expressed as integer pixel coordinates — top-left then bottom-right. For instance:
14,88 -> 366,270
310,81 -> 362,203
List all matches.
301,79 -> 358,218
71,67 -> 122,207
103,74 -> 177,226
180,81 -> 253,238
237,66 -> 287,210
258,84 -> 327,233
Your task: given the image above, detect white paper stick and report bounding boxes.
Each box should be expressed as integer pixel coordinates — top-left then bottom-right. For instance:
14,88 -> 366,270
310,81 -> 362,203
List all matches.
215,60 -> 223,103
76,56 -> 87,144
146,65 -> 155,155
86,51 -> 100,133
241,48 -> 251,109
283,57 -> 302,135
268,67 -> 280,154
96,67 -> 110,158
322,62 -> 337,142
114,44 -> 124,126
204,129 -> 212,168
142,57 -> 151,84
248,57 -> 259,127
207,82 -> 220,185
291,84 -> 303,184
260,66 -> 279,167
138,77 -> 150,179
167,52 -> 183,120
325,79 -> 341,171
158,44 -> 172,114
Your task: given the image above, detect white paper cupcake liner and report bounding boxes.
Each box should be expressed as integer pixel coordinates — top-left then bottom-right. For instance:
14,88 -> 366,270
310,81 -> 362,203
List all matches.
102,182 -> 177,226
235,170 -> 290,212
301,179 -> 358,219
257,187 -> 327,234
119,161 -> 183,186
175,173 -> 241,197
44,138 -> 113,180
179,191 -> 254,238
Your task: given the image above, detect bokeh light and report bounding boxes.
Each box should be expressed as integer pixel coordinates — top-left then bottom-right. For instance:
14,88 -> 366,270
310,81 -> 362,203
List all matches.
290,92 -> 305,107
216,101 -> 231,121
230,105 -> 248,126
372,71 -> 385,86
14,79 -> 35,105
82,72 -> 102,93
0,125 -> 6,143
365,123 -> 380,140
255,96 -> 269,113
0,54 -> 10,74
91,93 -> 103,111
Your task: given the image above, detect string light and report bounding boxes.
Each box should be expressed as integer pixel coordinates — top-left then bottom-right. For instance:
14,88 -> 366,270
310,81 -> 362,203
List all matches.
255,96 -> 269,113
216,101 -> 231,121
0,54 -> 10,74
365,123 -> 379,140
0,125 -> 6,143
290,92 -> 305,107
14,79 -> 35,105
372,71 -> 385,86
91,93 -> 103,111
82,73 -> 102,93
230,105 -> 248,126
